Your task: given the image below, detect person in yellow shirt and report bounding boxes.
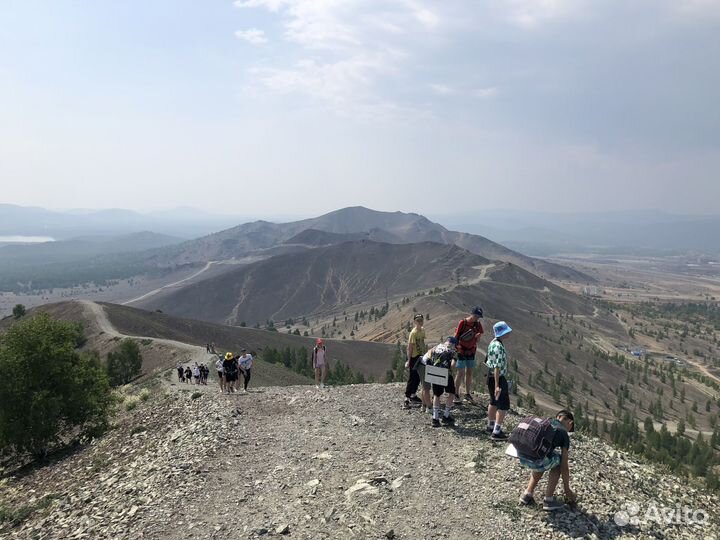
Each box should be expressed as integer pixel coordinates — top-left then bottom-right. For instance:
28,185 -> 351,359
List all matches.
404,314 -> 430,410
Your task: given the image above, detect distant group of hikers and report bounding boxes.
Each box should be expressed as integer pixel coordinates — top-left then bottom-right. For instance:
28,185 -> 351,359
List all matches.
176,362 -> 210,385
403,306 -> 576,511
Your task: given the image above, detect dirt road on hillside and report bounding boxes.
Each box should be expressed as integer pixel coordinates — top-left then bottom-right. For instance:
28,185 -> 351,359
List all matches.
78,300 -> 208,366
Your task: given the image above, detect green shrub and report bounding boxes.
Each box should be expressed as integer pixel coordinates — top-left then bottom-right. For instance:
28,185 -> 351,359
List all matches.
0,314 -> 111,457
106,339 -> 143,387
124,396 -> 140,411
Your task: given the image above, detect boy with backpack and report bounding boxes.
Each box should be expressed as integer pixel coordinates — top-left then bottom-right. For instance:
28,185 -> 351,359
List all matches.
486,321 -> 512,440
421,336 -> 459,427
511,410 -> 576,511
454,306 -> 484,402
404,314 -> 428,409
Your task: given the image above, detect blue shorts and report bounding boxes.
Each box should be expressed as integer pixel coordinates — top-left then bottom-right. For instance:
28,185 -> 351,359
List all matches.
456,355 -> 476,369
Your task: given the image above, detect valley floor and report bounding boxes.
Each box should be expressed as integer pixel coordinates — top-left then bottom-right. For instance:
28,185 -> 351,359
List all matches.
1,379 -> 717,540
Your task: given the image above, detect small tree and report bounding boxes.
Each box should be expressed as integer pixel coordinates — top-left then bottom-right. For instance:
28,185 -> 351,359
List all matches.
0,314 -> 111,457
12,304 -> 26,319
106,339 -> 143,386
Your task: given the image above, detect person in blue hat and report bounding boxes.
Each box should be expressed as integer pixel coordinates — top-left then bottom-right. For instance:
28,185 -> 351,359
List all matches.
486,321 -> 512,440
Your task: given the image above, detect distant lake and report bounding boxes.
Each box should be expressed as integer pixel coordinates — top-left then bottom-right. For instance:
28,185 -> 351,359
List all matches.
0,236 -> 56,243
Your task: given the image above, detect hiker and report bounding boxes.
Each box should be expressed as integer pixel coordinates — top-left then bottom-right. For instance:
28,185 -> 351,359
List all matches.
404,314 -> 429,410
200,363 -> 209,385
184,366 -> 192,384
176,363 -> 184,382
215,355 -> 225,393
238,349 -> 253,392
193,363 -> 201,384
486,321 -> 512,440
515,410 -> 576,511
223,352 -> 238,393
454,306 -> 484,403
422,336 -> 459,427
312,339 -> 328,389
206,343 -> 211,353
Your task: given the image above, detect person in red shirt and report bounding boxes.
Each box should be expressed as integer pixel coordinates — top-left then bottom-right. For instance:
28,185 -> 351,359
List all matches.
453,306 -> 484,402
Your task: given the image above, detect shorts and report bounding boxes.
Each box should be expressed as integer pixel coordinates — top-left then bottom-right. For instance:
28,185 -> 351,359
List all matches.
456,354 -> 476,369
226,373 -> 238,382
314,362 -> 325,369
432,374 -> 456,397
217,371 -> 223,378
519,451 -> 561,472
487,374 -> 510,410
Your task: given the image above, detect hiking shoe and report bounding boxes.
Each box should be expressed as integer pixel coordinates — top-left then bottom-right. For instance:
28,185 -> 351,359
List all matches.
464,394 -> 474,403
441,415 -> 455,426
485,425 -> 495,434
543,497 -> 565,512
490,430 -> 509,440
431,418 -> 441,428
402,400 -> 411,410
519,493 -> 536,506
409,395 -> 422,403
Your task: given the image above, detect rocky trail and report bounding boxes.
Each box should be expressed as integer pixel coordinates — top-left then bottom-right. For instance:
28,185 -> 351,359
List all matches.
1,379 -> 718,540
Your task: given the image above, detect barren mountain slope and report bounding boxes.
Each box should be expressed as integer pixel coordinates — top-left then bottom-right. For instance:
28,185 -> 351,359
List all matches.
102,303 -> 398,379
141,207 -> 590,282
1,382 -> 717,540
139,241 -> 490,326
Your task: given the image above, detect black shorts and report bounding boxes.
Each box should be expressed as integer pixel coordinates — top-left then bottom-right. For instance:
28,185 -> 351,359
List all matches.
226,373 -> 238,382
432,374 -> 456,397
487,374 -> 510,410
217,371 -> 223,378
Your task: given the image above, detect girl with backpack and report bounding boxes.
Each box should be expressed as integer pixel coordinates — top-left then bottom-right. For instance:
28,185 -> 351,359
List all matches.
486,321 -> 512,440
312,339 -> 328,389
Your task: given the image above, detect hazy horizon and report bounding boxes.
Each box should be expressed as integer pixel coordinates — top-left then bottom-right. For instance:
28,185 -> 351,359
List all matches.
2,1 -> 719,215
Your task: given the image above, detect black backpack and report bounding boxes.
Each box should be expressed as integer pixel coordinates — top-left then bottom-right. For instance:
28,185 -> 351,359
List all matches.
509,416 -> 556,460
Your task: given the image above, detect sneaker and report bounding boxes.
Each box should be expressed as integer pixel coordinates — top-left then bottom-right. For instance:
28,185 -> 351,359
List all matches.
491,430 -> 509,440
402,400 -> 411,410
485,424 -> 495,434
409,395 -> 422,403
431,418 -> 441,428
420,405 -> 427,413
441,415 -> 455,426
464,394 -> 474,403
543,497 -> 565,512
519,493 -> 536,506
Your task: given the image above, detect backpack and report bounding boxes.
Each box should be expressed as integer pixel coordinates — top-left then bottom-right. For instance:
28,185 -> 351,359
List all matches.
509,416 -> 556,460
431,345 -> 455,368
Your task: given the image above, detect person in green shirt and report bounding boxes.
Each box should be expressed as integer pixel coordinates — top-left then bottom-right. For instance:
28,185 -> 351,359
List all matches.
486,321 -> 512,440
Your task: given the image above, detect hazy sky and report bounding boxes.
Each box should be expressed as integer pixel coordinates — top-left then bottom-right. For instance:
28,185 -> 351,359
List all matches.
1,0 -> 719,216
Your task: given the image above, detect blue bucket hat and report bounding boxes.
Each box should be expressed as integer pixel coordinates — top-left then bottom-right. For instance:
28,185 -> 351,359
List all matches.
493,321 -> 512,338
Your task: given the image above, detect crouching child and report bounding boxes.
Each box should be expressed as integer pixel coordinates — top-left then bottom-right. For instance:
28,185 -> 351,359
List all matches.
421,336 -> 459,428
511,410 -> 576,511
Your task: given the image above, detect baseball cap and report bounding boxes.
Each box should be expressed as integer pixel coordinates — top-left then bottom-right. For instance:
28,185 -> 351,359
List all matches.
472,306 -> 484,318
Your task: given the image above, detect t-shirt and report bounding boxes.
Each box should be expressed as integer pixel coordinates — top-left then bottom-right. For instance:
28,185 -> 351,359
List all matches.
215,359 -> 223,372
407,327 -> 426,358
429,344 -> 457,369
551,420 -> 570,450
313,347 -> 326,366
238,354 -> 253,370
223,358 -> 238,375
485,338 -> 508,377
455,319 -> 484,355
